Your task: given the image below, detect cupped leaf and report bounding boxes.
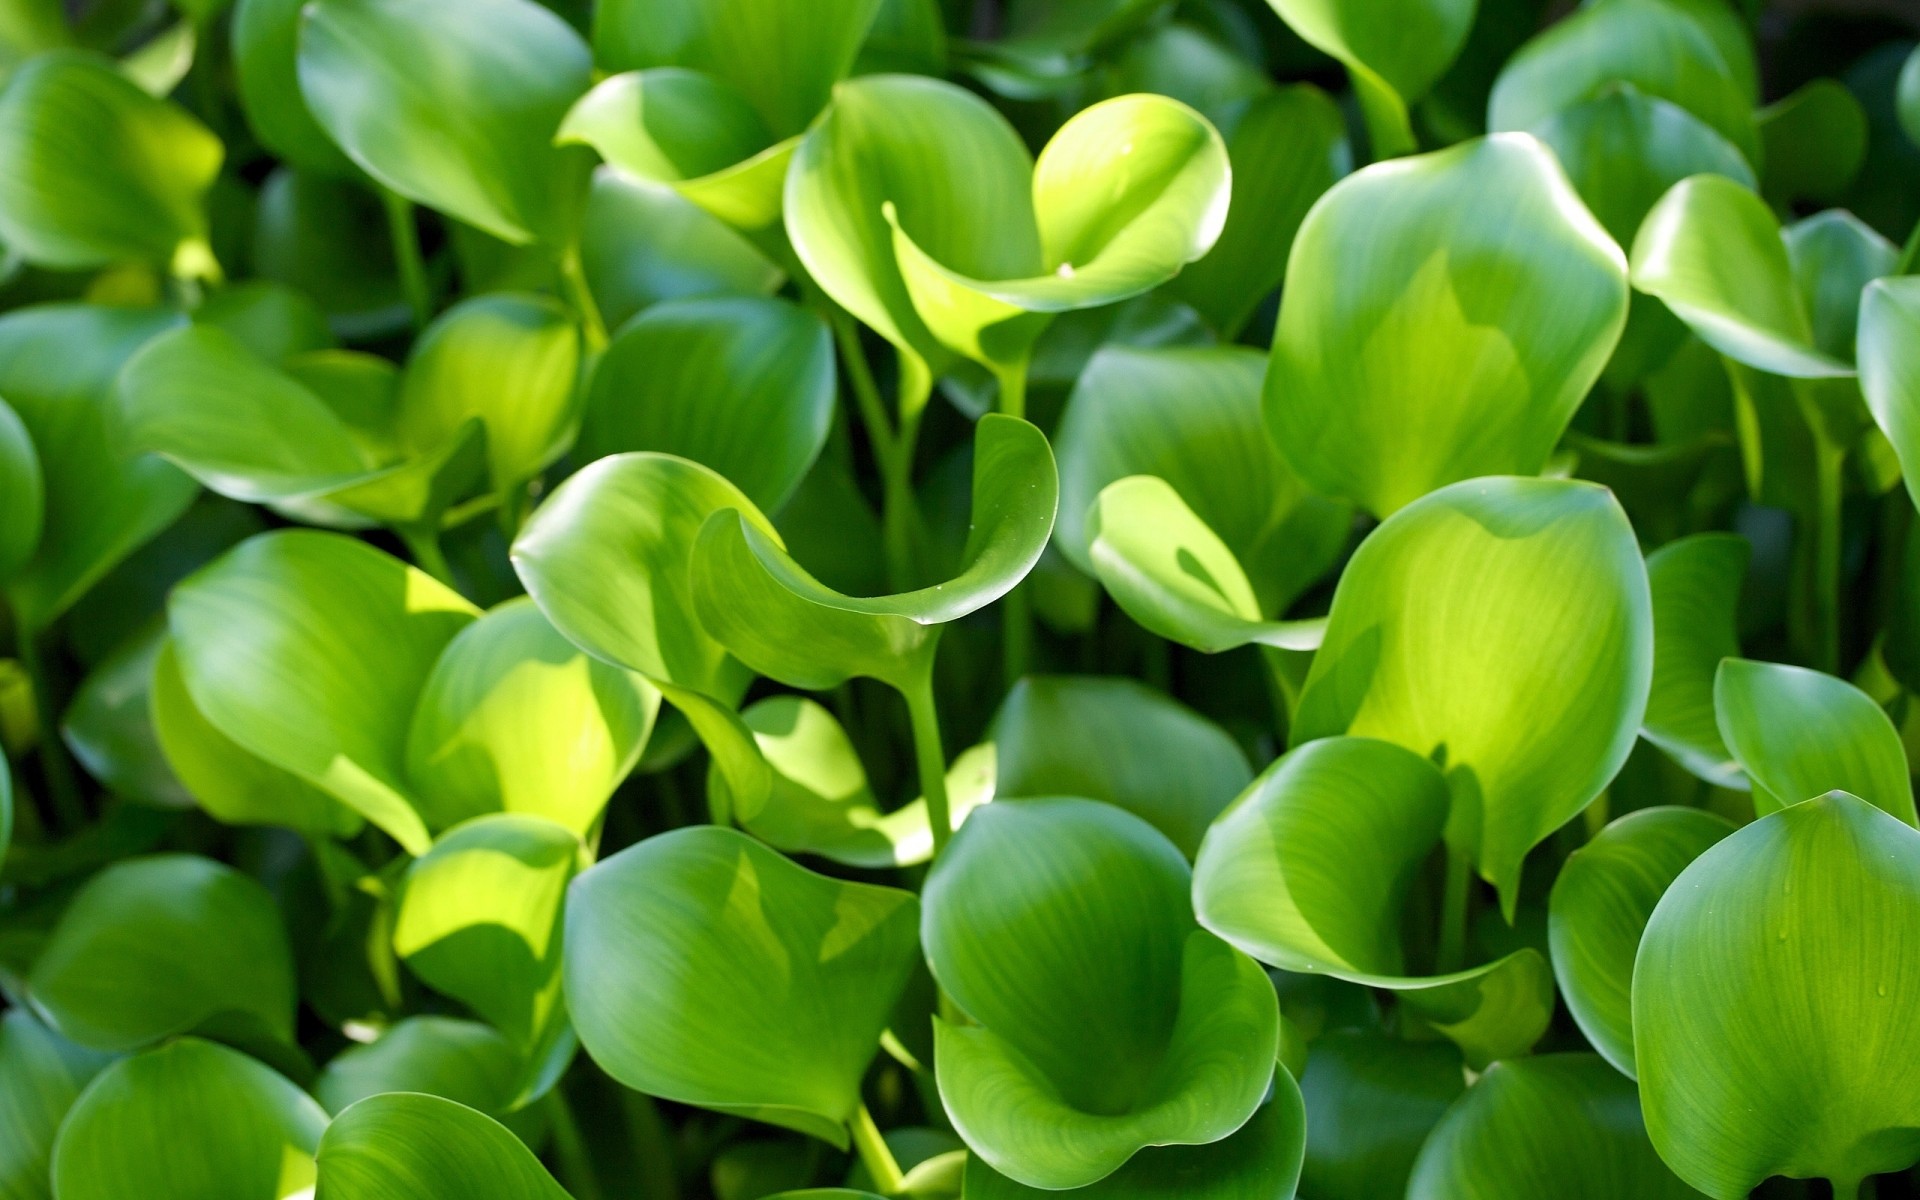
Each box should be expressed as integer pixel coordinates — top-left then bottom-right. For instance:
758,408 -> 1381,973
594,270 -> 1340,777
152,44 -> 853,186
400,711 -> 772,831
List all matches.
1860,276 -> 1920,511
233,0 -> 354,174
1406,1054 -> 1700,1199
1713,657 -> 1915,823
1292,477 -> 1653,913
27,854 -> 295,1055
317,1093 -> 571,1200
1547,806 -> 1734,1078
1262,0 -> 1476,157
1297,1031 -> 1464,1200
298,0 -> 593,245
565,825 -> 921,1145
993,675 -> 1250,859
925,799 -> 1278,1190
0,397 -> 42,582
1265,134 -> 1628,517
577,295 -> 834,512
1636,792 -> 1920,1196
61,625 -> 189,808
690,414 -> 1057,692
51,1039 -> 327,1200
1759,78 -> 1869,206
314,1017 -> 525,1117
406,598 -> 658,837
1642,533 -> 1748,788
578,168 -> 783,329
168,530 -> 479,854
1630,174 -> 1852,378
252,168 -> 412,340
1785,210 -> 1895,365
0,50 -> 221,271
0,1010 -> 115,1200
1193,737 -> 1552,1067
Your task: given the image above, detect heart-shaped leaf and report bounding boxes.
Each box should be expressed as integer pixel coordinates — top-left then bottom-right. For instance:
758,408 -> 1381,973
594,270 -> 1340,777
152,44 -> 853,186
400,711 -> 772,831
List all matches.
1642,533 -> 1749,788
233,0 -> 355,174
925,798 -> 1278,1189
565,825 -> 921,1146
993,675 -> 1251,858
1265,134 -> 1629,516
317,1093 -> 571,1200
1297,1031 -> 1464,1200
168,530 -> 479,854
690,413 -> 1057,692
298,0 -> 593,245
1547,806 -> 1734,1078
1406,1054 -> 1700,1199
577,295 -> 834,512
578,168 -> 783,329
1636,792 -> 1920,1196
1293,477 -> 1653,911
51,1039 -> 327,1200
1759,79 -> 1869,206
1713,657 -> 1915,823
314,1017 -> 526,1119
405,598 -> 658,837
1193,737 -> 1553,1067
0,1010 -> 115,1200
28,854 -> 296,1055
1262,0 -> 1475,157
0,397 -> 42,582
1860,276 -> 1920,511
0,51 -> 221,272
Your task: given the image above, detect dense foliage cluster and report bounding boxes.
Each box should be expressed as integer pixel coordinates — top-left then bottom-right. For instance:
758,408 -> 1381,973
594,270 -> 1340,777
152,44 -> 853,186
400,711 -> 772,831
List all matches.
2,0 -> 1920,1197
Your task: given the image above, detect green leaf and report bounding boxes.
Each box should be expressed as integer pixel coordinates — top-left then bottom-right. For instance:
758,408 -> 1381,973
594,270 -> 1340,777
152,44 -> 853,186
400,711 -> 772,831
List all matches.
233,0 -> 355,174
0,397 -> 42,582
1758,79 -> 1868,206
314,1017 -> 525,1118
0,51 -> 221,271
1713,657 -> 1916,824
1265,134 -> 1628,517
1192,737 -> 1552,1067
689,414 -> 1057,692
1630,174 -> 1853,378
1859,276 -> 1920,511
317,1093 -> 571,1200
1406,1054 -> 1701,1199
1262,0 -> 1476,157
1054,345 -> 1349,617
194,280 -> 337,365
1293,477 -> 1653,913
51,1039 -> 326,1200
993,675 -> 1251,858
168,530 -> 479,854
1783,209 -> 1895,366
298,0 -> 593,245
1642,533 -> 1748,788
396,294 -> 582,497
577,295 -> 834,512
1547,806 -> 1734,1078
578,169 -> 783,330
961,1086 -> 1306,1200
565,825 -> 921,1145
1297,1031 -> 1463,1200
0,1010 -> 115,1200
0,304 -> 195,632
394,814 -> 583,1060
27,854 -> 296,1056
252,168 -> 411,340
405,598 -> 658,837
925,799 -> 1277,1189
61,624 -> 189,808
1635,792 -> 1920,1196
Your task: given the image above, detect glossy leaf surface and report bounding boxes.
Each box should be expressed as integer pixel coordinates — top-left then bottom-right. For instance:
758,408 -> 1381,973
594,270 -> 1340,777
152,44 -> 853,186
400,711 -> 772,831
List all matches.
1641,534 -> 1748,788
1714,658 -> 1915,823
316,1093 -> 571,1200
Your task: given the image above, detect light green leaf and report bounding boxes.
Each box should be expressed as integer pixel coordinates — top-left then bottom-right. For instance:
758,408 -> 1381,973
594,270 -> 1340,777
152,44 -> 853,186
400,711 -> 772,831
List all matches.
1265,134 -> 1628,517
1547,806 -> 1734,1078
168,530 -> 479,855
565,825 -> 921,1146
578,295 -> 834,512
316,1093 -> 569,1200
0,397 -> 42,582
51,1039 -> 326,1200
1406,1054 -> 1701,1199
1636,792 -> 1920,1196
927,799 -> 1276,1189
1297,1031 -> 1463,1200
1758,78 -> 1868,205
993,675 -> 1249,859
233,0 -> 354,174
314,1017 -> 525,1118
298,0 -> 593,245
406,598 -> 658,837
1642,533 -> 1748,788
397,294 -> 581,496
1784,209 -> 1896,365
1193,737 -> 1553,1067
1862,276 -> 1920,511
28,854 -> 295,1054
0,1009 -> 115,1200
1262,0 -> 1476,157
690,414 -> 1057,692
1292,477 -> 1653,913
0,50 -> 221,271
1714,657 -> 1915,823
578,168 -> 783,330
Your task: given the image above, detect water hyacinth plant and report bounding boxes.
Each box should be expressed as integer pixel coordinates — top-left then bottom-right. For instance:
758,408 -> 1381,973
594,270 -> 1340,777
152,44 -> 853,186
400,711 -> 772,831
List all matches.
5,0 -> 1920,1197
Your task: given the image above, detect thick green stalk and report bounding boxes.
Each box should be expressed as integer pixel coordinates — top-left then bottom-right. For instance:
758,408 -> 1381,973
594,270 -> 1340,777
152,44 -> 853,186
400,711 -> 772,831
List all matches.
902,664 -> 952,860
1896,213 -> 1920,277
545,1088 -> 606,1200
16,629 -> 82,830
380,189 -> 432,331
1436,847 -> 1474,975
996,356 -> 1035,684
849,1103 -> 906,1196
398,525 -> 458,592
559,244 -> 609,354
617,1088 -> 681,1200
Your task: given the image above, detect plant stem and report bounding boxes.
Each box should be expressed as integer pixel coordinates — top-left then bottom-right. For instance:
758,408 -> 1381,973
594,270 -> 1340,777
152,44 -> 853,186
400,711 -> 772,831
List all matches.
559,244 -> 609,354
15,629 -> 82,830
399,525 -> 458,592
1807,444 -> 1844,675
849,1103 -> 905,1196
832,309 -> 898,469
380,189 -> 432,331
617,1088 -> 681,1200
994,356 -> 1030,421
1897,212 -> 1920,277
903,666 -> 952,860
1436,846 -> 1473,975
996,356 -> 1035,684
545,1088 -> 606,1200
